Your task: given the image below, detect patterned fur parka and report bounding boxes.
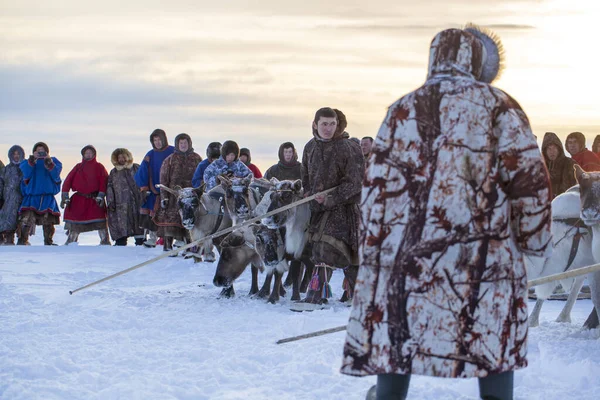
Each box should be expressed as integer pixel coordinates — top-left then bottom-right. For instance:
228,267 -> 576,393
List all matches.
341,28 -> 552,379
106,148 -> 143,240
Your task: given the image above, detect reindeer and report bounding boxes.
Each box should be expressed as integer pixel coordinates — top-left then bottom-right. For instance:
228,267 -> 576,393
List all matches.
526,165 -> 600,328
213,223 -> 288,304
261,178 -> 315,301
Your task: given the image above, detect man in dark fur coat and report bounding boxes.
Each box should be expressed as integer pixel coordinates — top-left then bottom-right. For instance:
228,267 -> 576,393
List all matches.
153,133 -> 202,252
290,107 -> 364,311
542,132 -> 577,198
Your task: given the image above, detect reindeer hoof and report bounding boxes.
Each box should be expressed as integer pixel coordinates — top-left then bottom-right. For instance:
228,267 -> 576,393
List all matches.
529,319 -> 539,328
267,295 -> 279,304
219,287 -> 235,298
256,289 -> 270,299
291,292 -> 301,301
555,315 -> 571,323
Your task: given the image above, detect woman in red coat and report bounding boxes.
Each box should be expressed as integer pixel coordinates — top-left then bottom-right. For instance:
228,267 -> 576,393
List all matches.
61,145 -> 110,245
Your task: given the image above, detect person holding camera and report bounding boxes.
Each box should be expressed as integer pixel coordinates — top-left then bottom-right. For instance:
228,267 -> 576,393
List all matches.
61,145 -> 110,245
18,142 -> 63,245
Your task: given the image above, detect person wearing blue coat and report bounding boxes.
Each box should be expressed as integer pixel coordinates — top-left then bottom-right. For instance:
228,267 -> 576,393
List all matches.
19,142 -> 63,245
192,142 -> 221,188
134,129 -> 174,247
203,140 -> 252,190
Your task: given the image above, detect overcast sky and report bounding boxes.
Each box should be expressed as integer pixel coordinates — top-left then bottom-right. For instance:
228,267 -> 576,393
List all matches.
1,0 -> 598,174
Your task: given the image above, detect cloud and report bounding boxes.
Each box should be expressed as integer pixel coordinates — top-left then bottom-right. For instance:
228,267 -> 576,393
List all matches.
0,64 -> 258,114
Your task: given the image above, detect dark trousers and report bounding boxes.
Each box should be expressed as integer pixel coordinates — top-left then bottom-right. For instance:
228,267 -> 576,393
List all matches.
374,371 -> 513,400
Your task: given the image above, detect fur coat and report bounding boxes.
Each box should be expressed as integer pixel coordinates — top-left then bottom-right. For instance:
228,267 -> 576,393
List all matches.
302,129 -> 365,268
264,143 -> 302,181
19,154 -> 62,218
0,145 -> 25,232
153,134 -> 202,230
107,148 -> 143,240
341,28 -> 552,379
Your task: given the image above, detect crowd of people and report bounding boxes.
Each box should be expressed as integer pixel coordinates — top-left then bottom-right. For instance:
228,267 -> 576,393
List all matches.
0,127 -> 374,249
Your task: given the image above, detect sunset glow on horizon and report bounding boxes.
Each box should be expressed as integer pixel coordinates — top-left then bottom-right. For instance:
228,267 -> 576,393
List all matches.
1,0 -> 598,174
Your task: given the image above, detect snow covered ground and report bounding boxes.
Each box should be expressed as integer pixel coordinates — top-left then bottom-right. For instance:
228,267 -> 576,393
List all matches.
1,227 -> 599,400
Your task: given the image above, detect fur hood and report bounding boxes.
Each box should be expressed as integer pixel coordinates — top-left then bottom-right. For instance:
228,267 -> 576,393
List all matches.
7,145 -> 25,165
111,148 -> 134,170
174,133 -> 194,154
80,144 -> 97,159
150,129 -> 169,151
221,140 -> 240,161
427,25 -> 504,84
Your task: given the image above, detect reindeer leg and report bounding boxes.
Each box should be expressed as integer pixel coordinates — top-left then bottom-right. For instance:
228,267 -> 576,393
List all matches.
289,259 -> 302,301
583,307 -> 599,330
283,270 -> 294,288
256,270 -> 273,299
248,265 -> 259,296
268,270 -> 283,304
529,299 -> 544,328
556,276 -> 585,323
300,257 -> 315,293
586,270 -> 600,329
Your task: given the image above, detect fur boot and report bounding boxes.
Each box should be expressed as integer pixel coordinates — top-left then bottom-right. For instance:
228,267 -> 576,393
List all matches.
43,225 -> 56,246
99,228 -> 111,245
17,225 -> 30,245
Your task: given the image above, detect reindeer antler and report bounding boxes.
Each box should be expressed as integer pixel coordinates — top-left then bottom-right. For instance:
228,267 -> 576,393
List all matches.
155,184 -> 179,196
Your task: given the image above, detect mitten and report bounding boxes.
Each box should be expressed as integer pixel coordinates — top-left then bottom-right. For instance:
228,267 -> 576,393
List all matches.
28,155 -> 36,164
160,198 -> 169,209
95,193 -> 105,207
142,190 -> 151,202
60,192 -> 70,209
44,157 -> 54,169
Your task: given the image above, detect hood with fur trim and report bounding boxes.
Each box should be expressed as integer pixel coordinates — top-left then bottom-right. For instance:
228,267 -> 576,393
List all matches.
427,25 -> 504,84
111,148 -> 134,170
8,145 -> 25,165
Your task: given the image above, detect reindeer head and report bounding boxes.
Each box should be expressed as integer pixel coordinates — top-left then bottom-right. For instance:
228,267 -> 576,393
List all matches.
575,165 -> 600,226
219,173 -> 254,222
213,225 -> 263,288
262,179 -> 303,228
157,184 -> 205,230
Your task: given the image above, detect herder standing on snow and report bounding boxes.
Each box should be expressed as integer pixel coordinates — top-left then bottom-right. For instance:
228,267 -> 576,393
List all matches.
106,148 -> 144,246
203,140 -> 252,190
19,142 -> 63,246
134,129 -> 175,247
61,145 -> 110,245
340,26 -> 552,400
153,133 -> 202,252
541,131 -> 577,198
290,107 -> 365,311
0,145 -> 25,245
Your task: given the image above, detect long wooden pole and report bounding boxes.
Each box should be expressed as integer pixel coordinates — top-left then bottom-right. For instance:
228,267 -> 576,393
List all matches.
69,187 -> 336,295
276,261 -> 600,344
